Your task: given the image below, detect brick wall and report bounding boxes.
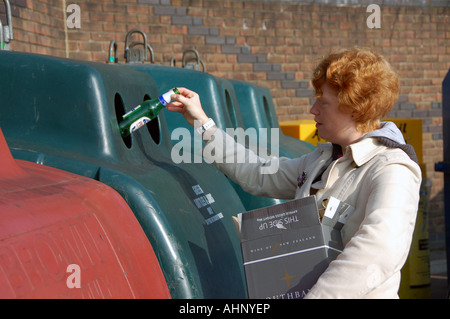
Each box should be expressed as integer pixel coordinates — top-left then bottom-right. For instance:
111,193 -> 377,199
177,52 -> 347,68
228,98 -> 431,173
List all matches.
1,0 -> 449,249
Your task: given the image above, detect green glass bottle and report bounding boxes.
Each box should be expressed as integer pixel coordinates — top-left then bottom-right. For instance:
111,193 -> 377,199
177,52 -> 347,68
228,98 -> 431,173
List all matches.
119,88 -> 180,138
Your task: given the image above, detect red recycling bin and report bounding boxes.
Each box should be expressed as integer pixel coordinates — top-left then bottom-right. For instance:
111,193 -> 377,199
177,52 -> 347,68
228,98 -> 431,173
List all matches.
0,128 -> 170,299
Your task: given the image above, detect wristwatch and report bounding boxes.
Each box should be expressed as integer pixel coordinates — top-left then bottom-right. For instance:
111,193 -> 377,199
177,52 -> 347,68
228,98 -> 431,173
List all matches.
195,118 -> 215,135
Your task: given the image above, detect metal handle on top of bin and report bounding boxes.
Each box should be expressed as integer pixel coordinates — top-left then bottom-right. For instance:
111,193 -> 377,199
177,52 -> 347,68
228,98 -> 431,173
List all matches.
1,0 -> 13,50
0,19 -> 3,50
182,48 -> 206,72
129,41 -> 155,63
124,29 -> 148,63
107,40 -> 118,63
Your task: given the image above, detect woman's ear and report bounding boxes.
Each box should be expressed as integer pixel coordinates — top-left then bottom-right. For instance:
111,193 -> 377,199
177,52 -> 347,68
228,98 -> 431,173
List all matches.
351,112 -> 361,119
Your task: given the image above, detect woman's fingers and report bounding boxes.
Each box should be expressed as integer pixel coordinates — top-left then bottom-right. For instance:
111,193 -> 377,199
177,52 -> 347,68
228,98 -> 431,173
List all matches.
165,87 -> 209,126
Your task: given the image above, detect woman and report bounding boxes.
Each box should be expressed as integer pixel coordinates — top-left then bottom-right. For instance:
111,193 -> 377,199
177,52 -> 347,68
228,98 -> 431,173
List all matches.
166,48 -> 422,298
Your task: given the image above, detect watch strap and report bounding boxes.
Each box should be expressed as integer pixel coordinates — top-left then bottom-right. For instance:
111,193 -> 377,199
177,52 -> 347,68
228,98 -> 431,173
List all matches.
195,118 -> 215,135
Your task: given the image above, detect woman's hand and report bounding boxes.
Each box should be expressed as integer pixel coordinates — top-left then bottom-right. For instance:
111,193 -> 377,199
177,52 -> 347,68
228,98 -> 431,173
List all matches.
166,87 -> 210,127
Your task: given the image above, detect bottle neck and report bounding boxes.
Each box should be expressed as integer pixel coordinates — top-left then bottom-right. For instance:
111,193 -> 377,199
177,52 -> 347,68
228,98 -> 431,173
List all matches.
159,88 -> 179,106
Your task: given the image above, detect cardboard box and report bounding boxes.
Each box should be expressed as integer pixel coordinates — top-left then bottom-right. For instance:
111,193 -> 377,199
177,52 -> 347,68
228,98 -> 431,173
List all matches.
237,196 -> 344,299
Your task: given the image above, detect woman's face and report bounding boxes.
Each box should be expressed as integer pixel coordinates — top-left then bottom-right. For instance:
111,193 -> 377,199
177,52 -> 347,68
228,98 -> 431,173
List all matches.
310,82 -> 363,149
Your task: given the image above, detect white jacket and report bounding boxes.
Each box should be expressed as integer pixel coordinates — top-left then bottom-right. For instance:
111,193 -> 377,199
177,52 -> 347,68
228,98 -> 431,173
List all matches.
203,122 -> 422,299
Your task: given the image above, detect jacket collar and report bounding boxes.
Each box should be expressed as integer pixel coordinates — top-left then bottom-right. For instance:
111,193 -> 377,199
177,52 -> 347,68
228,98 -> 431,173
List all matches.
348,137 -> 384,167
317,137 -> 384,167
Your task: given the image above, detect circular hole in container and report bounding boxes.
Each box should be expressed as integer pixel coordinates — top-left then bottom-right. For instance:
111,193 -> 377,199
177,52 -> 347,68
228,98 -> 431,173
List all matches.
114,93 -> 132,149
144,94 -> 161,145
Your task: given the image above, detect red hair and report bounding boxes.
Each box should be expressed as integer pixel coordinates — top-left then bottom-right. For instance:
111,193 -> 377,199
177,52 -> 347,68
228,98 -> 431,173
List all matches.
312,48 -> 399,133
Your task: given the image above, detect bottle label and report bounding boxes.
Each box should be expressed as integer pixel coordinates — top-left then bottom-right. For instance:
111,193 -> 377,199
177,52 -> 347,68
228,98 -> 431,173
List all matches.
123,104 -> 142,119
158,89 -> 176,106
130,116 -> 151,134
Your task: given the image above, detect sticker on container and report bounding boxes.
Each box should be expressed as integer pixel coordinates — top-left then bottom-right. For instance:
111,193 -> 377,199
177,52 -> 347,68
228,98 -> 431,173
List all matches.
205,213 -> 223,225
193,193 -> 215,209
205,193 -> 215,204
192,184 -> 204,195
